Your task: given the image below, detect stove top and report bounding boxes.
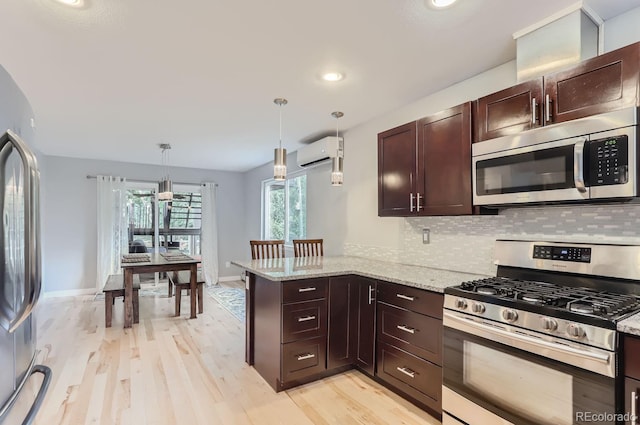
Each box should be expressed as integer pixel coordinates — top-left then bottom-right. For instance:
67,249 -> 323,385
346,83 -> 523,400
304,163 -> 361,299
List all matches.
456,277 -> 640,321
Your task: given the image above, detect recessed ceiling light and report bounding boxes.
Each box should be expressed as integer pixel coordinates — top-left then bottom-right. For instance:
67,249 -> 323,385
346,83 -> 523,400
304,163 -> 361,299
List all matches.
322,72 -> 344,82
430,0 -> 457,8
55,0 -> 83,7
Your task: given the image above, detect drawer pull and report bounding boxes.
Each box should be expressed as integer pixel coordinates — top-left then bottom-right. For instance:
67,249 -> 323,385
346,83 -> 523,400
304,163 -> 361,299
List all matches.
297,353 -> 315,361
396,366 -> 415,378
297,315 -> 316,322
298,287 -> 316,293
396,325 -> 415,334
396,294 -> 415,302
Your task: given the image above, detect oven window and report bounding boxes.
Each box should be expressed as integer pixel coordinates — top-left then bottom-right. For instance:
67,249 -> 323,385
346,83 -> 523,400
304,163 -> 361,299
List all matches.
464,341 -> 573,425
476,144 -> 574,195
443,327 -> 616,425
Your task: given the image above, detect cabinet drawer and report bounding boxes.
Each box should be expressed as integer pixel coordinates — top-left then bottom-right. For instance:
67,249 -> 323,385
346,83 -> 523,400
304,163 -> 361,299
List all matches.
625,334 -> 640,379
377,281 -> 443,318
282,299 -> 327,343
376,341 -> 442,414
282,278 -> 328,303
282,336 -> 327,383
377,303 -> 442,365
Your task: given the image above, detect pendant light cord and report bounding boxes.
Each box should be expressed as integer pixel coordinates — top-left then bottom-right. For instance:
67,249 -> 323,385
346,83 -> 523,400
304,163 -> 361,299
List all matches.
279,103 -> 283,150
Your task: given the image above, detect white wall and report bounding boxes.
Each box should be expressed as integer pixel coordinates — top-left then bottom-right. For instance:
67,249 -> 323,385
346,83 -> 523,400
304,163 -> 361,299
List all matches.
42,156 -> 245,293
243,6 -> 640,275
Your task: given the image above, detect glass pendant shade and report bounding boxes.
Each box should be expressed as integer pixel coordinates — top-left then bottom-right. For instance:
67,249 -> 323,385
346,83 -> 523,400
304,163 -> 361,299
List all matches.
158,178 -> 173,200
331,156 -> 343,186
274,147 -> 287,180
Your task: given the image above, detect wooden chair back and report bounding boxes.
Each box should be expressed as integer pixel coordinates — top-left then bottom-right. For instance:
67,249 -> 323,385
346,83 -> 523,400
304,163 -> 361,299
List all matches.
250,240 -> 285,260
293,239 -> 324,257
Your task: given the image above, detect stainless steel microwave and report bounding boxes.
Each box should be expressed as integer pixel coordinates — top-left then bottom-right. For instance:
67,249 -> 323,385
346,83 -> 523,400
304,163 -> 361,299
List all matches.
472,107 -> 638,206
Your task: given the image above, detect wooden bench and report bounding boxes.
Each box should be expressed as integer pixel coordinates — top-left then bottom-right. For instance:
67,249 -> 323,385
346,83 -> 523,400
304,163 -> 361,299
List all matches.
168,271 -> 204,317
104,274 -> 141,328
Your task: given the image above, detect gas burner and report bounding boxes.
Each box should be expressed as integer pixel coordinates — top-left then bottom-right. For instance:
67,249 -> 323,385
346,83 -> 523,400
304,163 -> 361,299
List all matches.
521,294 -> 544,303
477,287 -> 497,295
570,302 -> 595,314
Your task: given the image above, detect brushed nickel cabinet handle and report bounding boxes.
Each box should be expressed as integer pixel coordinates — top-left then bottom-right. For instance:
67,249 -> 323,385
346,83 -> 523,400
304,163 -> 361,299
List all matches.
396,294 -> 415,301
409,193 -> 415,212
397,325 -> 415,334
368,285 -> 375,305
298,287 -> 316,293
396,366 -> 415,378
297,353 -> 315,361
545,94 -> 552,123
416,193 -> 423,211
297,315 -> 316,322
531,97 -> 538,124
632,390 -> 638,425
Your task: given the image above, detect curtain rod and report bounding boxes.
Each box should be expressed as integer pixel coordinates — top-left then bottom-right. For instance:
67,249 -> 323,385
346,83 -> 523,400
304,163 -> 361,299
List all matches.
86,175 -> 218,187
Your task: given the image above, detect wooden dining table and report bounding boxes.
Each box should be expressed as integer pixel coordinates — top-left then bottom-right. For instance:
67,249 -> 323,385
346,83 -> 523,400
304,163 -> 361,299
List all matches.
120,253 -> 200,328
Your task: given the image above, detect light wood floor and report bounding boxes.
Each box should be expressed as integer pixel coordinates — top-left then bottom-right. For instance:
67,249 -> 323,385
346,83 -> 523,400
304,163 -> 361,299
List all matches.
33,281 -> 440,425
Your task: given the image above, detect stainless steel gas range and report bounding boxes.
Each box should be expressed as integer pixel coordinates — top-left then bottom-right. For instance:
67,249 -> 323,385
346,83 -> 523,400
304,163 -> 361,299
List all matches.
442,240 -> 640,425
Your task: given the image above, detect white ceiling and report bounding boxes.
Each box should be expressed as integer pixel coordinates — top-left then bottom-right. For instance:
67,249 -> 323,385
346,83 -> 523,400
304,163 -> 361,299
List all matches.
1,0 -> 640,172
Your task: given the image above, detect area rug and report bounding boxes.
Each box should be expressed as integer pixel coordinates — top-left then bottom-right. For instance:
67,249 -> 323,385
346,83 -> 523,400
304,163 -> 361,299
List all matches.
207,286 -> 245,322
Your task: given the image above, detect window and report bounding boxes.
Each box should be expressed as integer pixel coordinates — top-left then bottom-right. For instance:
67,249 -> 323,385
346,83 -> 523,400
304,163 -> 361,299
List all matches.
127,186 -> 202,255
262,173 -> 306,243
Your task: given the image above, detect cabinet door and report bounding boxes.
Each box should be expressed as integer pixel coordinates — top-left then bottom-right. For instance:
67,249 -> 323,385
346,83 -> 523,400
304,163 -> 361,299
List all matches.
545,42 -> 640,124
378,122 -> 417,217
625,377 -> 640,425
417,102 -> 472,216
356,277 -> 377,375
327,276 -> 358,370
475,79 -> 544,142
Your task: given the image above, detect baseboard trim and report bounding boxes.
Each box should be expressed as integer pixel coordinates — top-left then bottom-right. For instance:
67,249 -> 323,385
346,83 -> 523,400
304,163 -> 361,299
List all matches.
43,288 -> 98,299
218,275 -> 242,282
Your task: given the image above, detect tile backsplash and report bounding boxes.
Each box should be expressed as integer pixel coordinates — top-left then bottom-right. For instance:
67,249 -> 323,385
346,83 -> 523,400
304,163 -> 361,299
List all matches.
344,203 -> 640,276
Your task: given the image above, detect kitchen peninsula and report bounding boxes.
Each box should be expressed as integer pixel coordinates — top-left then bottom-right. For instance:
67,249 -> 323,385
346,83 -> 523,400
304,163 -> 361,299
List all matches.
232,255 -> 488,418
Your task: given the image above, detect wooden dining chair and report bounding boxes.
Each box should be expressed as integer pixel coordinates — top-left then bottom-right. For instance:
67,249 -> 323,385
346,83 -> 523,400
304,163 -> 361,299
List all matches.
292,239 -> 324,257
250,240 -> 286,259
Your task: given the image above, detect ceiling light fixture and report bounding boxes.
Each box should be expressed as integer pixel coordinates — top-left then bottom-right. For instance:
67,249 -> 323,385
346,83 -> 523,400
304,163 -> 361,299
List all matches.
158,143 -> 173,201
55,0 -> 83,6
322,72 -> 344,82
273,98 -> 288,181
330,111 -> 344,187
430,0 -> 457,8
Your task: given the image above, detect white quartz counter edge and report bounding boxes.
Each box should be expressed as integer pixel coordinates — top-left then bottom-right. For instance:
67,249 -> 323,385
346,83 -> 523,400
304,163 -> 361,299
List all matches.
231,256 -> 491,294
618,311 -> 640,336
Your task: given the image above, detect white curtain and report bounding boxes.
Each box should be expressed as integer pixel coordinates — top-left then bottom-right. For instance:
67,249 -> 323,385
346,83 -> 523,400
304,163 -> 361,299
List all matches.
200,182 -> 219,286
96,176 -> 128,291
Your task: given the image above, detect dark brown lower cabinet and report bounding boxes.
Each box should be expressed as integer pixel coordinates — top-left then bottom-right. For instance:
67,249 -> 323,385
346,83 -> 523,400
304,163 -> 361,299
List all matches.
328,276 -> 358,369
624,377 -> 640,425
356,277 -> 377,375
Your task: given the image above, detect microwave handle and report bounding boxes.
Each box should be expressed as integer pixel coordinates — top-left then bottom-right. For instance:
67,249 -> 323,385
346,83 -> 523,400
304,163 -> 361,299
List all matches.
574,138 -> 587,193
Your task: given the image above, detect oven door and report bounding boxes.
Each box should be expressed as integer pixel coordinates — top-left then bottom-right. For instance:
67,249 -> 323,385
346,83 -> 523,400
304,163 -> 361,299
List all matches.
473,136 -> 589,205
442,311 -> 618,425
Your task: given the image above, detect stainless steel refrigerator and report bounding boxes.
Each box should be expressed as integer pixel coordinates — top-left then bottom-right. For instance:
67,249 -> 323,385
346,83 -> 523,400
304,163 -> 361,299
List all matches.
0,130 -> 51,424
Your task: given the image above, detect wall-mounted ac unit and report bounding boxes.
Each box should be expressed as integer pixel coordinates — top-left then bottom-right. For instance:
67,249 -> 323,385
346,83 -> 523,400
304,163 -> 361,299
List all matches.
296,136 -> 344,168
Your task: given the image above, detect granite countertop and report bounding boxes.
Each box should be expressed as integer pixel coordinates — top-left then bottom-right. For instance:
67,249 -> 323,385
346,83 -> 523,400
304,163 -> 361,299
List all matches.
231,256 -> 490,293
618,312 -> 640,336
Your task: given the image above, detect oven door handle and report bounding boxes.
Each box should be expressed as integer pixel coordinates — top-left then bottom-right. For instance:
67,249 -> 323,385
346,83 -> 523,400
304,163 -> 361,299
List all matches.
574,138 -> 588,194
444,311 -> 614,376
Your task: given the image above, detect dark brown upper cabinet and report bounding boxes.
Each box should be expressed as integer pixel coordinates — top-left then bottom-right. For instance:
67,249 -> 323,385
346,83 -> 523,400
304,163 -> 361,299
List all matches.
475,79 -> 544,142
378,103 -> 472,217
475,41 -> 640,143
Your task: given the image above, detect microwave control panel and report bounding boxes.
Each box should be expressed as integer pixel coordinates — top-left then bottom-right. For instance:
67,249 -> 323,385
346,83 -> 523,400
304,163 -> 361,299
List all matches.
588,135 -> 628,186
533,245 -> 592,263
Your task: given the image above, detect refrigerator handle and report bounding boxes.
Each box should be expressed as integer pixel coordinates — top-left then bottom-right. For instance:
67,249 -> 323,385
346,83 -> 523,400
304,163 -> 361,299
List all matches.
0,353 -> 51,424
4,130 -> 42,332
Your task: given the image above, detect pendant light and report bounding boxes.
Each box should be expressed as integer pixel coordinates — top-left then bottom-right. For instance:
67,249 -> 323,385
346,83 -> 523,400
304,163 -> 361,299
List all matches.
330,111 -> 344,186
273,98 -> 288,181
158,143 -> 173,201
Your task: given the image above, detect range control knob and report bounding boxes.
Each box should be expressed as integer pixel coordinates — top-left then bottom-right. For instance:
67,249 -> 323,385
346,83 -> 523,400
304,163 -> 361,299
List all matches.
471,303 -> 486,314
567,323 -> 586,338
502,309 -> 518,323
455,298 -> 468,310
541,317 -> 558,331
